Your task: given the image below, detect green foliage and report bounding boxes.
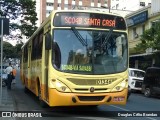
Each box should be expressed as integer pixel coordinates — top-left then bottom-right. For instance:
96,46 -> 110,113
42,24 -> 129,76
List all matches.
18,0 -> 38,37
0,41 -> 23,58
135,22 -> 160,52
14,41 -> 24,58
0,0 -> 38,39
2,41 -> 15,58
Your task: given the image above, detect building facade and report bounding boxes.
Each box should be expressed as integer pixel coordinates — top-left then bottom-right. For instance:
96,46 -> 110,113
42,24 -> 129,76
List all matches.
39,0 -> 108,26
125,0 -> 160,70
111,0 -> 151,11
34,0 -> 151,27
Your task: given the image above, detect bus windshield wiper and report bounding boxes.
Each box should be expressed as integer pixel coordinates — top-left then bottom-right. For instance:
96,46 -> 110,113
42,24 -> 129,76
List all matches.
101,28 -> 113,48
71,27 -> 88,46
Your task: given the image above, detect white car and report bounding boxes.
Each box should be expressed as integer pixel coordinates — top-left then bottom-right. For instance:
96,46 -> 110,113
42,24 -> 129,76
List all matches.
129,68 -> 145,91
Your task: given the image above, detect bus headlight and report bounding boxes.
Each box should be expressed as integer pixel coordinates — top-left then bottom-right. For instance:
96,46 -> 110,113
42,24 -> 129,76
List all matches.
111,79 -> 128,92
55,80 -> 71,93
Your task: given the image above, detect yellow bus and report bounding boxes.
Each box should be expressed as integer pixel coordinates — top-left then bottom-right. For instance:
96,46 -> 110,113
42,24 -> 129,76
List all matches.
20,10 -> 128,107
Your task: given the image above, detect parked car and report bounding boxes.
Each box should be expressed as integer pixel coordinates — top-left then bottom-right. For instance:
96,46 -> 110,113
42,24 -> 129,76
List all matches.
142,67 -> 160,97
0,71 -> 8,87
128,68 -> 145,91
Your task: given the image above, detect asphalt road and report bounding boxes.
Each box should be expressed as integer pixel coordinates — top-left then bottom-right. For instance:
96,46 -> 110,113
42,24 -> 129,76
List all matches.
10,70 -> 160,120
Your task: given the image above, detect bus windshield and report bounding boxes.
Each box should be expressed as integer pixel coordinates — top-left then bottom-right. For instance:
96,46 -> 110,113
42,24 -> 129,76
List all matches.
52,29 -> 128,75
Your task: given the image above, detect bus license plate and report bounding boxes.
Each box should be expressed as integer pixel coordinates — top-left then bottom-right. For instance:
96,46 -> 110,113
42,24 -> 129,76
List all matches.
113,96 -> 125,101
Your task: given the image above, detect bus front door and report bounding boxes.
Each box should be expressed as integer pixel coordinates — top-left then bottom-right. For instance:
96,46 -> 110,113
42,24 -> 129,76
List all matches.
42,32 -> 51,102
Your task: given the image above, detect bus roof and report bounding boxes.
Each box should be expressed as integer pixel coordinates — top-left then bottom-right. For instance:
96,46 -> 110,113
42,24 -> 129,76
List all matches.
51,9 -> 123,17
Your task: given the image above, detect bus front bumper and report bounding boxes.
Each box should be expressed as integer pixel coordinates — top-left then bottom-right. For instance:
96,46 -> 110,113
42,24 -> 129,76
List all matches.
48,88 -> 128,106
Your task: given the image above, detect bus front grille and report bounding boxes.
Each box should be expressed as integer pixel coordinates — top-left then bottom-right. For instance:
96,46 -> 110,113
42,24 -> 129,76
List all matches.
78,96 -> 105,101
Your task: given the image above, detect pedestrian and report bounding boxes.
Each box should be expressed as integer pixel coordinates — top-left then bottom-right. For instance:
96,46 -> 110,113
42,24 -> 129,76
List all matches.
12,66 -> 17,84
4,63 -> 13,90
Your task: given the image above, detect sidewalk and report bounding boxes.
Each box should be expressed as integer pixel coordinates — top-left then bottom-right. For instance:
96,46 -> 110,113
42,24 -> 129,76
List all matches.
0,86 -> 16,120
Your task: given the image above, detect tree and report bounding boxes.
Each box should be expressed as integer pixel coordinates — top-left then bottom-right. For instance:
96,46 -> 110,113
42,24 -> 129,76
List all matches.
2,41 -> 15,58
18,0 -> 38,37
134,22 -> 160,67
0,41 -> 23,59
0,0 -> 38,41
14,41 -> 23,58
135,22 -> 160,52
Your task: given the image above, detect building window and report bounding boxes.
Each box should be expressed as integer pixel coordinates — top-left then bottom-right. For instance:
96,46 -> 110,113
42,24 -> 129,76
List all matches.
152,21 -> 156,28
104,0 -> 107,4
98,0 -> 101,3
140,2 -> 145,6
46,2 -> 54,6
116,4 -> 119,9
152,20 -> 160,29
64,4 -> 68,8
133,27 -> 138,39
58,4 -> 61,7
46,10 -> 52,14
92,0 -> 94,2
142,24 -> 145,34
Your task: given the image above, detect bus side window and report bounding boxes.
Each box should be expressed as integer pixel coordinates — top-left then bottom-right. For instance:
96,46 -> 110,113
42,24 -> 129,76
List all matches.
45,33 -> 51,50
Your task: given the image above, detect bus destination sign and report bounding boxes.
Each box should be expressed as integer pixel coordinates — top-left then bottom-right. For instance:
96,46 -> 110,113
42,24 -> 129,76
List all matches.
54,12 -> 126,30
64,16 -> 116,27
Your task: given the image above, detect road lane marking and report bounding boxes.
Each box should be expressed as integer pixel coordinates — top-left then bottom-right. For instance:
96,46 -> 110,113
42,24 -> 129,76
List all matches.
110,105 -> 158,120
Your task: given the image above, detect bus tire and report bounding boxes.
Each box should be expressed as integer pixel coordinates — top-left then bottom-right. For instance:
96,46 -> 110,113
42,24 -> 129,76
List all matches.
144,88 -> 151,97
86,105 -> 98,109
24,87 -> 29,93
38,86 -> 47,108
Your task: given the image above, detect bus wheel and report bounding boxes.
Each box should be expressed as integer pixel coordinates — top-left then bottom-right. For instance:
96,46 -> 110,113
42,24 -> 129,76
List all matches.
38,87 -> 47,108
24,87 -> 29,93
144,88 -> 151,97
86,105 -> 98,109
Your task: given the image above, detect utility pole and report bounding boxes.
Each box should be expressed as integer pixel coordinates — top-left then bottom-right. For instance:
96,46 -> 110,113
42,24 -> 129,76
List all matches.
0,0 -> 9,105
0,0 -> 3,106
0,17 -> 3,105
